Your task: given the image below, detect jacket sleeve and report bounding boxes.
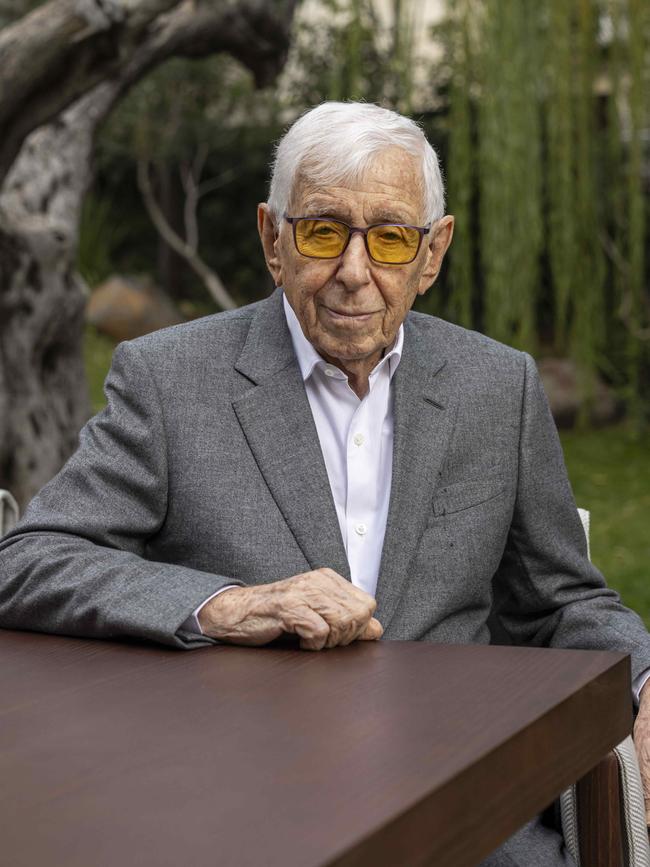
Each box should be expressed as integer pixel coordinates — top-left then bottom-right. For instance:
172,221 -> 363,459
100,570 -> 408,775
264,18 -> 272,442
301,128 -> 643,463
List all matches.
0,340 -> 245,649
491,352 -> 650,683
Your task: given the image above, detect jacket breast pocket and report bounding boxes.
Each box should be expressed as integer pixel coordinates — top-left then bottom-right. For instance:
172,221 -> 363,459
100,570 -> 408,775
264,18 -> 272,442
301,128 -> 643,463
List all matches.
432,470 -> 507,517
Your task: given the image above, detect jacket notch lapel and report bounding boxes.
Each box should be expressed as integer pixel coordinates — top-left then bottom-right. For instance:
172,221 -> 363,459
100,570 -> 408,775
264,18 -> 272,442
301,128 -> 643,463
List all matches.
232,289 -> 350,581
374,326 -> 458,632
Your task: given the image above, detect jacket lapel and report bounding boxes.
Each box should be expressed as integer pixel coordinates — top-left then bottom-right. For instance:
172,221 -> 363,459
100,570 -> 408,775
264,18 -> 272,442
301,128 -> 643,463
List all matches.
374,316 -> 458,631
232,288 -> 351,580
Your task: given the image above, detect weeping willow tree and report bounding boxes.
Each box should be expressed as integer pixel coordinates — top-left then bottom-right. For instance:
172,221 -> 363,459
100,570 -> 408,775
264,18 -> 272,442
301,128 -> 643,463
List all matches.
444,0 -> 650,427
478,0 -> 543,353
445,0 -> 475,330
297,0 -> 416,111
571,0 -> 608,416
622,0 -> 649,423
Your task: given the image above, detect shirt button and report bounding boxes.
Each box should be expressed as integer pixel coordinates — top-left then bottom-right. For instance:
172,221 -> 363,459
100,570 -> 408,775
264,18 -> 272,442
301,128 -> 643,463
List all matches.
353,433 -> 365,446
355,522 -> 367,536
324,367 -> 337,377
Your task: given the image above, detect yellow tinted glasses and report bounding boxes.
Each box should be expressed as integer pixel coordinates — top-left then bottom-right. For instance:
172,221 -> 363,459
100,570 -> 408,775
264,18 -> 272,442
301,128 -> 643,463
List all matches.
285,215 -> 431,265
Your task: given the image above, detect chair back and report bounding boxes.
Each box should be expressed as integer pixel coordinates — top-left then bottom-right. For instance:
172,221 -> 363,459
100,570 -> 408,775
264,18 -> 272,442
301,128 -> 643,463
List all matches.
0,489 -> 19,537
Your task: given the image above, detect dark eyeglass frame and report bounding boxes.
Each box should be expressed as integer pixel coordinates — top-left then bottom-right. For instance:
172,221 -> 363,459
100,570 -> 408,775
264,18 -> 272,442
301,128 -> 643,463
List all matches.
283,214 -> 432,265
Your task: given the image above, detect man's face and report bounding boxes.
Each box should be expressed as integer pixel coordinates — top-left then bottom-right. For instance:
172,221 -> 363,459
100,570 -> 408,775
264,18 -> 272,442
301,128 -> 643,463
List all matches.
258,147 -> 454,370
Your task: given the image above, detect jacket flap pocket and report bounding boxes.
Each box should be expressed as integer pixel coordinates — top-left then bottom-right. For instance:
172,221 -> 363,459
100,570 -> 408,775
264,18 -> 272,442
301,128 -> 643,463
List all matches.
432,473 -> 507,517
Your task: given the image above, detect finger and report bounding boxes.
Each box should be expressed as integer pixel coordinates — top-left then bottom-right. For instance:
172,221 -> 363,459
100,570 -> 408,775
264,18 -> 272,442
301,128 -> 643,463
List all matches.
358,617 -> 383,641
288,606 -> 330,651
337,621 -> 365,646
339,611 -> 378,646
325,617 -> 360,648
285,570 -> 376,647
326,605 -> 380,647
322,608 -> 361,648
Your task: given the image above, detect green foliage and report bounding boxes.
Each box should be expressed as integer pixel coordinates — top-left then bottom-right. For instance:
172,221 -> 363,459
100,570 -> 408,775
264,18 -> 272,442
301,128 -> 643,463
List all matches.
77,194 -> 130,288
84,0 -> 420,308
285,0 -> 415,110
91,53 -> 282,305
444,0 -> 650,426
623,0 -> 650,427
103,55 -> 261,166
570,0 -> 607,422
83,327 -> 118,414
545,0 -> 576,352
77,0 -> 650,424
478,0 -> 543,352
445,0 -> 474,329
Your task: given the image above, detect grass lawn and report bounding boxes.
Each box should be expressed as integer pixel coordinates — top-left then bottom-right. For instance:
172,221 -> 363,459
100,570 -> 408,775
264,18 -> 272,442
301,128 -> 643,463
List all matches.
83,326 -> 649,625
84,326 -> 119,414
559,425 -> 650,627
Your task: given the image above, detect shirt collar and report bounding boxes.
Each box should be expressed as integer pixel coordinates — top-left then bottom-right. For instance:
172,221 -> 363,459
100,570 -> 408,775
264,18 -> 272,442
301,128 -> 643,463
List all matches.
282,290 -> 403,384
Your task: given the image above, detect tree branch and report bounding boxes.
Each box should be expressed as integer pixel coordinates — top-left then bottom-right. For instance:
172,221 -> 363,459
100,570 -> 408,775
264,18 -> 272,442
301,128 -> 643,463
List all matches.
600,231 -> 650,341
180,143 -> 208,252
197,167 -> 238,198
0,0 -> 180,187
137,158 -> 236,311
0,0 -> 299,188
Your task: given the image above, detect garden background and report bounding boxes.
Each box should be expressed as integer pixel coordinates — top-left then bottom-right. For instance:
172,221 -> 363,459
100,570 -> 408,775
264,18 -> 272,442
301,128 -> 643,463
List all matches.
2,0 -> 649,620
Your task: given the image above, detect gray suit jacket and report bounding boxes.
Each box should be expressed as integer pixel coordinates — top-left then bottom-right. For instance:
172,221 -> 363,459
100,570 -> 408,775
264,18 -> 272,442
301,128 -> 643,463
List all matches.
1,287 -> 649,683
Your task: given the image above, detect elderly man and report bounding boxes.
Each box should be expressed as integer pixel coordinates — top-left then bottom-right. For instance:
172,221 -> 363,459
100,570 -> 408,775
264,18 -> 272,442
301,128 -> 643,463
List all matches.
1,102 -> 649,865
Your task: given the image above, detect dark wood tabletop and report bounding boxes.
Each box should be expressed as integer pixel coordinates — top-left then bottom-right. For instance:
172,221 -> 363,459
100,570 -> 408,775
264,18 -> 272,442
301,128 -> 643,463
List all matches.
0,630 -> 631,867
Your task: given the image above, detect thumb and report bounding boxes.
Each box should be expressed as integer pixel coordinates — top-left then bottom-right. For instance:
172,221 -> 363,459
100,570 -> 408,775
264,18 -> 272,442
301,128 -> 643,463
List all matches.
359,617 -> 383,641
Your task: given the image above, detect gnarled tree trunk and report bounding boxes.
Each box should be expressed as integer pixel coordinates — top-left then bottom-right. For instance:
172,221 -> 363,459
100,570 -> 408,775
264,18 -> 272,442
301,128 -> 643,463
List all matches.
0,0 -> 298,509
0,87 -> 114,506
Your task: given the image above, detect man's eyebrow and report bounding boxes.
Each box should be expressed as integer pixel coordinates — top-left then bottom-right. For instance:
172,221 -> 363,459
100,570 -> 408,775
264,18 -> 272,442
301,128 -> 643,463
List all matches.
370,210 -> 417,225
299,201 -> 418,225
300,200 -> 351,219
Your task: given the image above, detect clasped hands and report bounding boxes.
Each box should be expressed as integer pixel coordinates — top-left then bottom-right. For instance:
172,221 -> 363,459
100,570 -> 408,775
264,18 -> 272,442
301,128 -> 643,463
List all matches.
198,567 -> 383,651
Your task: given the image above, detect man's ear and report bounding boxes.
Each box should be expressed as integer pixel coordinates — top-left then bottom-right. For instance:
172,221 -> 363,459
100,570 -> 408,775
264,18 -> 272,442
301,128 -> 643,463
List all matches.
417,215 -> 455,296
257,203 -> 284,286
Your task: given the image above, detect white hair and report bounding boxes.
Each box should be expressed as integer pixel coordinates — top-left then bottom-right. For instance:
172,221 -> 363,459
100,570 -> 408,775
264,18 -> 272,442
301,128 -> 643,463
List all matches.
267,102 -> 445,226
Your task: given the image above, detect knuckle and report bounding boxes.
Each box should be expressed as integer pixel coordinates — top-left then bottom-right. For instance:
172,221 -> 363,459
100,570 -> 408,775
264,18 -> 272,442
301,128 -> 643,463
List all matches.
314,622 -> 330,641
352,601 -> 372,622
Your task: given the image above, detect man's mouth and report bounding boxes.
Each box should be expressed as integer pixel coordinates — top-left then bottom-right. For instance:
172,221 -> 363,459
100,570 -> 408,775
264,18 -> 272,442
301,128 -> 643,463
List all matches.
324,307 -> 377,321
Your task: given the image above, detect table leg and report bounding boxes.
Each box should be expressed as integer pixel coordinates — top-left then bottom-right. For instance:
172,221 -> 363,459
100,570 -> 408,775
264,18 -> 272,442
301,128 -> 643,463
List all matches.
576,752 -> 625,867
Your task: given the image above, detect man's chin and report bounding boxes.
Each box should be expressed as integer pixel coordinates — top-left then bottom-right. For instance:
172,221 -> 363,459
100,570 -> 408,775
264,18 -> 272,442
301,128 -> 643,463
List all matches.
316,336 -> 384,366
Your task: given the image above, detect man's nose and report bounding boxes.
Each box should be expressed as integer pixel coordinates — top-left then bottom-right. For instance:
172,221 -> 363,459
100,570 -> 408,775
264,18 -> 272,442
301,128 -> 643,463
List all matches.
336,232 -> 371,289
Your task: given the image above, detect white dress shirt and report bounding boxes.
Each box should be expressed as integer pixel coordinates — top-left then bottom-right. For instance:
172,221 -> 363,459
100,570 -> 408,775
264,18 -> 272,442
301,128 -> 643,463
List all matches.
281,292 -> 403,597
180,292 -> 650,706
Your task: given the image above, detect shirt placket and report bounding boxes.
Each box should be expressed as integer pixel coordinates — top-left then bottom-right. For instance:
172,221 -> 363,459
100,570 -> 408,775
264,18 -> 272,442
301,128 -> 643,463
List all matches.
345,371 -> 385,597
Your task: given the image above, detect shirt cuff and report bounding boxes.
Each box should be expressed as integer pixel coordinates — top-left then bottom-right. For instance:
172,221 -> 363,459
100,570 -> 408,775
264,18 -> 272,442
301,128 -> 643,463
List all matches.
179,585 -> 241,635
632,667 -> 650,708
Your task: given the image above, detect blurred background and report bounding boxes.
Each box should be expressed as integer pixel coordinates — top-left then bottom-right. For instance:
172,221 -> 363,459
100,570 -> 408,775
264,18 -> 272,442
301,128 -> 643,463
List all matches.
0,0 -> 648,619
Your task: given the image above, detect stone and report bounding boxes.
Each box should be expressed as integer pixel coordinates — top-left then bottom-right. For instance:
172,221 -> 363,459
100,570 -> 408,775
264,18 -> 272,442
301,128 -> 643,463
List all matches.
86,275 -> 184,341
537,357 -> 623,428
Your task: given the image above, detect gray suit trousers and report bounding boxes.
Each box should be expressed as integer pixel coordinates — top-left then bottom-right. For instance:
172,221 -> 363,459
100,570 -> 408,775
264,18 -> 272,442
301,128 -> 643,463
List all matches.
480,810 -> 577,866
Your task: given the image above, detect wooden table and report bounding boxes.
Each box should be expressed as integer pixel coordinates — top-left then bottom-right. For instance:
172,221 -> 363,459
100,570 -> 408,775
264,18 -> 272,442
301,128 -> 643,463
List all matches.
0,631 -> 631,867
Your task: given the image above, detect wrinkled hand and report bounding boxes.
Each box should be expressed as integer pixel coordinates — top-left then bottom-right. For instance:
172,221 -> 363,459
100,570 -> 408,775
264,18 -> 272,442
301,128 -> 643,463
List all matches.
198,568 -> 383,651
633,681 -> 650,825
